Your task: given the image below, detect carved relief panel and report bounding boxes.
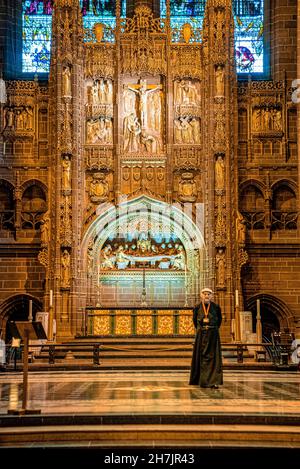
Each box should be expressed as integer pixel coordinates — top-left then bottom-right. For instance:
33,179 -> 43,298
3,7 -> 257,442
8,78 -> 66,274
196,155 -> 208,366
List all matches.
122,77 -> 164,155
85,78 -> 113,145
174,171 -> 202,203
87,171 -> 112,204
3,106 -> 34,135
121,163 -> 165,197
173,79 -> 201,145
252,106 -> 283,134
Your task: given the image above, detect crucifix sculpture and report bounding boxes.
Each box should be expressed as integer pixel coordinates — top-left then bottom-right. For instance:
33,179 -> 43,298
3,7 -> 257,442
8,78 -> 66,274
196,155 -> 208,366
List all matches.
126,79 -> 162,129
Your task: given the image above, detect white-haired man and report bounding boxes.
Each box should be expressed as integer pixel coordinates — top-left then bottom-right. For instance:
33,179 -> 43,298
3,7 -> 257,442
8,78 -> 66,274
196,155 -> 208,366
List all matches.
189,288 -> 223,388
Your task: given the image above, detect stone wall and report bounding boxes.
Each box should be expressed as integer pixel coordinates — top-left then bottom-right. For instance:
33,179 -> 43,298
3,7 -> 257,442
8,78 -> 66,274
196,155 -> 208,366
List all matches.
0,1 -> 299,340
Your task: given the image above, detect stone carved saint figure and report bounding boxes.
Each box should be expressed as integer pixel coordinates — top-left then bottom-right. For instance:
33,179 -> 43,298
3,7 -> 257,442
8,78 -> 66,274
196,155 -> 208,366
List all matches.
150,91 -> 161,132
140,131 -> 158,153
252,108 -> 261,131
5,108 -> 15,128
24,107 -> 33,130
101,245 -> 115,270
92,81 -> 99,104
262,109 -> 270,131
215,155 -> 225,191
15,110 -> 24,130
273,109 -> 282,131
215,66 -> 224,96
216,248 -> 225,287
123,88 -> 135,115
180,117 -> 192,143
190,118 -> 201,144
123,113 -> 141,152
62,66 -> 72,97
61,249 -> 70,288
40,211 -> 50,246
62,156 -> 71,190
174,119 -> 183,144
106,80 -> 113,104
236,211 -> 246,246
172,245 -> 186,270
174,79 -> 199,106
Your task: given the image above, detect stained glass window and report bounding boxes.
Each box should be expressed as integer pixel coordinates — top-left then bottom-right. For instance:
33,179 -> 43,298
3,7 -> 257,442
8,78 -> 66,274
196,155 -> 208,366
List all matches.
81,0 -> 126,44
160,0 -> 264,74
22,0 -> 127,72
22,1 -> 53,73
234,1 -> 264,73
22,1 -> 264,75
160,0 -> 205,43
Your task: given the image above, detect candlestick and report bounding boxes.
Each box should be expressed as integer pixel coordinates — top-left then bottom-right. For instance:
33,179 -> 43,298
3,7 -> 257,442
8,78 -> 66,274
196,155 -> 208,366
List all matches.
49,289 -> 53,308
184,263 -> 188,306
256,298 -> 262,350
235,289 -> 239,307
28,300 -> 33,322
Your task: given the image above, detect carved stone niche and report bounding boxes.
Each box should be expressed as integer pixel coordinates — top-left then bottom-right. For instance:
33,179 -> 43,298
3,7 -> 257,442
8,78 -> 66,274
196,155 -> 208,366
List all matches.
86,78 -> 113,108
177,171 -> 198,203
252,106 -> 283,136
122,77 -> 164,155
3,106 -> 34,138
89,171 -> 109,203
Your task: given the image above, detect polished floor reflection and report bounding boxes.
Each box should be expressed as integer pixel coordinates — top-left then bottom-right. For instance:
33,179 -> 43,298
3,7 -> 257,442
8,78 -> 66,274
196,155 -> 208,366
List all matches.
0,370 -> 300,416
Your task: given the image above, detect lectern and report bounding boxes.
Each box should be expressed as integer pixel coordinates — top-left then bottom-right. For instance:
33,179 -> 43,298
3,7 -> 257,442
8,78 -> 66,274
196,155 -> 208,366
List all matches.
8,321 -> 47,415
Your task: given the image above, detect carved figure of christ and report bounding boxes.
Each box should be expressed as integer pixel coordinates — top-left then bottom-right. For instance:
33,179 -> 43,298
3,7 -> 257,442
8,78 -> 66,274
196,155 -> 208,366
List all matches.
126,79 -> 162,129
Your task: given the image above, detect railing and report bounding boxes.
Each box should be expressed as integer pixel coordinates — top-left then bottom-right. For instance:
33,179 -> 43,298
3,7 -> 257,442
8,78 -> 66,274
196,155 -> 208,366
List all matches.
47,343 -> 101,366
44,342 -> 292,366
3,342 -> 294,368
241,211 -> 265,230
21,210 -> 44,230
271,211 -> 298,230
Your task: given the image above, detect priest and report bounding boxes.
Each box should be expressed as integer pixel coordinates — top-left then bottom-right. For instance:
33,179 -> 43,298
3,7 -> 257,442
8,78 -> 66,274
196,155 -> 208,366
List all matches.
189,287 -> 223,389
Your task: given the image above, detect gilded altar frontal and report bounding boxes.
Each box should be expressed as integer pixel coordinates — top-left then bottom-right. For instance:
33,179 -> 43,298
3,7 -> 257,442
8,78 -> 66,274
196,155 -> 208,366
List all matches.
0,0 -> 299,343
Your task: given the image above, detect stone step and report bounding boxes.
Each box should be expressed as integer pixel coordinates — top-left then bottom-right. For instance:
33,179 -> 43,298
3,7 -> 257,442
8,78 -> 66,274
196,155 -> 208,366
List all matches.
2,423 -> 299,448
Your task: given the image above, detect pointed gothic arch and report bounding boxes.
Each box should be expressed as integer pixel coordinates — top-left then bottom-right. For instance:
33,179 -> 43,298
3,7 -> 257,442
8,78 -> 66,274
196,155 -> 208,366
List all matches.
0,294 -> 43,342
246,293 -> 294,340
80,195 -> 206,308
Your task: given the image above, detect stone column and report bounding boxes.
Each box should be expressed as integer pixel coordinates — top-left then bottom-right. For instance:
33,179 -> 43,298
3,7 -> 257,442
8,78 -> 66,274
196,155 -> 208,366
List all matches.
272,0 -> 297,83
298,0 -> 300,236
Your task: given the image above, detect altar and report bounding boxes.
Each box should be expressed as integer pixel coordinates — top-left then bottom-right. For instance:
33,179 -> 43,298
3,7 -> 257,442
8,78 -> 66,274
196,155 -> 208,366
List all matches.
86,307 -> 194,336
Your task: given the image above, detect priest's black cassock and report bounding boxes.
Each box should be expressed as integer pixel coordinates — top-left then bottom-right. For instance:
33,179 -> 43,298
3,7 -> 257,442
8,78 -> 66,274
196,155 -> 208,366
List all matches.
189,301 -> 223,388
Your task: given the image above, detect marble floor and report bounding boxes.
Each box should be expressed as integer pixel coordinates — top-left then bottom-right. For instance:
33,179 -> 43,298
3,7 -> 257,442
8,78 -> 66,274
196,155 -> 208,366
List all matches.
1,369 -> 300,466
0,369 -> 300,416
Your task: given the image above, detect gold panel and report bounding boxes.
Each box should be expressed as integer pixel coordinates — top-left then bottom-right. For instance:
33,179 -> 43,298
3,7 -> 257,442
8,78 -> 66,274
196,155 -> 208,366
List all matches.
115,311 -> 132,335
136,310 -> 153,335
179,314 -> 194,335
157,311 -> 174,335
93,315 -> 110,335
89,309 -> 194,336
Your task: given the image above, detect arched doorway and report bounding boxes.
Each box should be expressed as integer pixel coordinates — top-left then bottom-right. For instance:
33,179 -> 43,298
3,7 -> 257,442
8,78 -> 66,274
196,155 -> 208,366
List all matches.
81,195 -> 206,308
246,294 -> 291,341
0,295 -> 42,342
